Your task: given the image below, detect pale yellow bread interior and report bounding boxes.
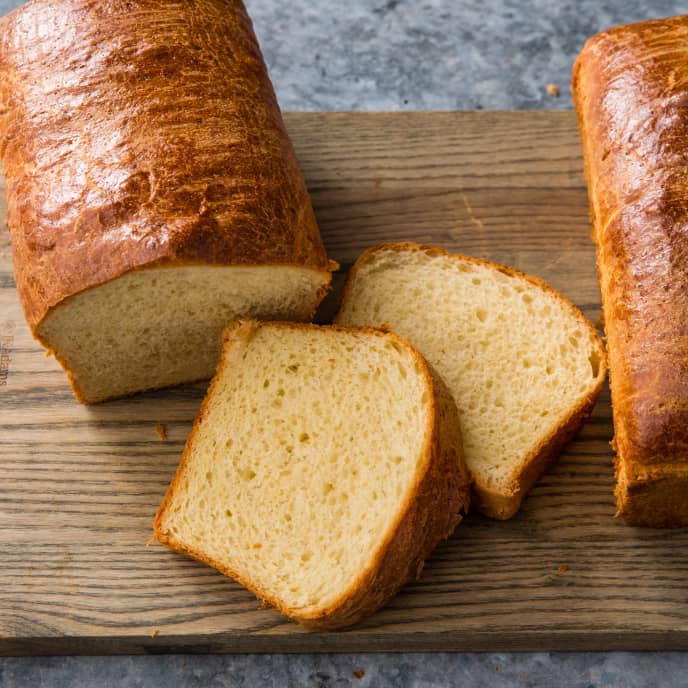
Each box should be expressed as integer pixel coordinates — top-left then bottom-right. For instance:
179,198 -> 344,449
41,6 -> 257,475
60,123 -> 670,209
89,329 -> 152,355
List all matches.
154,321 -> 456,625
36,264 -> 329,403
336,243 -> 606,517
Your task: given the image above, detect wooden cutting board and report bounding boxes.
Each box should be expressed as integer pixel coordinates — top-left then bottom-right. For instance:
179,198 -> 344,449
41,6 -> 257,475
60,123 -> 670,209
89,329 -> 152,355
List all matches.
2,111 -> 688,655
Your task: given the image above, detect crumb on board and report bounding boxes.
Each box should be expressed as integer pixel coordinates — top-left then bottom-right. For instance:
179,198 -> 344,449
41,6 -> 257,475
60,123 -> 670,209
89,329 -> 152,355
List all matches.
150,628 -> 159,638
518,675 -> 529,681
546,83 -> 560,97
155,423 -> 167,441
353,669 -> 365,679
557,563 -> 570,574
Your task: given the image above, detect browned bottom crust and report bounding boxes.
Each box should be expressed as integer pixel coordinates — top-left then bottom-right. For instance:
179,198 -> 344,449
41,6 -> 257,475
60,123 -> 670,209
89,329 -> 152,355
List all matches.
616,462 -> 688,528
473,388 -> 602,520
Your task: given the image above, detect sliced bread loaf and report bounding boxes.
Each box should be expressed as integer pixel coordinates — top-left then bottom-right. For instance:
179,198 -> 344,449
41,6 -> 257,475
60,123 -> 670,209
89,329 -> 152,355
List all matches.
154,320 -> 470,629
336,243 -> 607,519
0,0 -> 333,403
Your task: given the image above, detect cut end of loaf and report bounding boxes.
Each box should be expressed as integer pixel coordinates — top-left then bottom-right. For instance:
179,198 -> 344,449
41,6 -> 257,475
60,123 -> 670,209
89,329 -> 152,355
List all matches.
336,242 -> 607,516
154,320 -> 468,627
36,264 -> 331,403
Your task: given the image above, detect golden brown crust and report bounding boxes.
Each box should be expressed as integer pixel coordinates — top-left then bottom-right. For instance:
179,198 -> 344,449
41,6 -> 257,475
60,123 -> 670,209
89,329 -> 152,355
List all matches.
0,0 -> 331,332
573,16 -> 688,527
473,387 -> 602,519
153,320 -> 471,630
616,463 -> 688,528
335,242 -> 607,519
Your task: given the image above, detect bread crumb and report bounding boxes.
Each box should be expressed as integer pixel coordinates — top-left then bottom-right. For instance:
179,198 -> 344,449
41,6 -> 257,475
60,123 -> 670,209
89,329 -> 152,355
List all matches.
518,675 -> 529,680
353,669 -> 365,679
557,563 -> 569,574
546,83 -> 559,97
150,628 -> 159,638
155,423 -> 167,441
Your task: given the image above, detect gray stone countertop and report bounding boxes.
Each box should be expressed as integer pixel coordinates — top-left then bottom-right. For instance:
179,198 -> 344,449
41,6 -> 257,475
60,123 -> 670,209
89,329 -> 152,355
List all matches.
2,0 -> 688,685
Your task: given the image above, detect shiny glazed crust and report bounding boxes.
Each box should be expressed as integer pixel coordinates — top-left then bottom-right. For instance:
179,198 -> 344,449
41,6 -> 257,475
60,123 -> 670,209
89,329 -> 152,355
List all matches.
154,321 -> 471,630
0,0 -> 332,332
336,242 -> 607,520
573,16 -> 688,527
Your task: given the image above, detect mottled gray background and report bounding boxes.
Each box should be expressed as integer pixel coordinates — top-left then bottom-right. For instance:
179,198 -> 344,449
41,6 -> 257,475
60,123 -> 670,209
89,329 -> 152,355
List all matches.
249,0 -> 688,110
2,0 -> 688,686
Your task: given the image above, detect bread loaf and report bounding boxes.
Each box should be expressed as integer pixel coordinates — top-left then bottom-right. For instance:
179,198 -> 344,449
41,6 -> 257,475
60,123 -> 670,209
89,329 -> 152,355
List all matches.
573,16 -> 688,527
0,0 -> 334,403
336,243 -> 606,519
154,320 -> 470,629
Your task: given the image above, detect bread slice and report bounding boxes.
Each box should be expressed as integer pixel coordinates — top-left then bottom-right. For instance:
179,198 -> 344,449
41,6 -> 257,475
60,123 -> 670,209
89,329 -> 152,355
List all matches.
154,320 -> 470,629
336,243 -> 607,519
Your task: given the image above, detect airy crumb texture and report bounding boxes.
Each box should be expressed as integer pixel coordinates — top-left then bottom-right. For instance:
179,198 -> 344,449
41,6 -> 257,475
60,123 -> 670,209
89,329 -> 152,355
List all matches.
37,264 -> 329,403
336,243 -> 607,518
154,320 -> 469,629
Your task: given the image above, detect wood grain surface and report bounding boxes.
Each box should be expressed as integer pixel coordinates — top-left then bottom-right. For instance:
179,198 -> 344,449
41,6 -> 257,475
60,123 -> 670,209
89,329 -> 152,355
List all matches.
2,111 -> 688,655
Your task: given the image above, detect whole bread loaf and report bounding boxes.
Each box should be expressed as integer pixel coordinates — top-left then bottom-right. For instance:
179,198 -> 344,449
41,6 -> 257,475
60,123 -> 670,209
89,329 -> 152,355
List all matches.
573,16 -> 688,527
0,0 -> 334,403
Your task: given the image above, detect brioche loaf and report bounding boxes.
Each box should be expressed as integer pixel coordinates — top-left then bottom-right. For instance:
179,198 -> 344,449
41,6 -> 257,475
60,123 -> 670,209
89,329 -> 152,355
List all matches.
573,16 -> 688,527
154,320 -> 470,629
0,0 -> 333,403
336,243 -> 606,519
